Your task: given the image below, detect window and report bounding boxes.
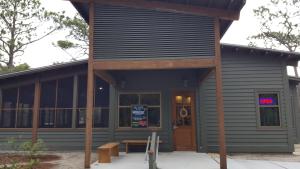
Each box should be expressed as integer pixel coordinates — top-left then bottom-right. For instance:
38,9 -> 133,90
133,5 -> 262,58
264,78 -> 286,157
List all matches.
118,93 -> 161,128
17,85 -> 34,128
40,80 -> 56,128
0,84 -> 34,128
257,93 -> 281,127
76,75 -> 109,128
56,77 -> 73,128
40,77 -> 73,128
1,88 -> 18,128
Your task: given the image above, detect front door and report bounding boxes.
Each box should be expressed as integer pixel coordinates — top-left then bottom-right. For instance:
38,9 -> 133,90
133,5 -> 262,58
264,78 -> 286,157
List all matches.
172,91 -> 196,151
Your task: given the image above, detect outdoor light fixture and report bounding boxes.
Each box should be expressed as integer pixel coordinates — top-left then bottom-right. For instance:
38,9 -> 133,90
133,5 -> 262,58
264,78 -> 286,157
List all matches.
99,87 -> 103,90
175,96 -> 183,103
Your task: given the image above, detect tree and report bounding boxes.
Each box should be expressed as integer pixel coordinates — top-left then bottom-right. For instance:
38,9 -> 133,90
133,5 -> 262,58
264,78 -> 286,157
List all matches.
0,0 -> 65,69
248,0 -> 300,52
0,63 -> 29,74
54,14 -> 88,60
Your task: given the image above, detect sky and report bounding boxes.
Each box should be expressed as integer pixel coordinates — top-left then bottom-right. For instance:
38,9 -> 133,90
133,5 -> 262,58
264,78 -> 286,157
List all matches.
18,0 -> 271,68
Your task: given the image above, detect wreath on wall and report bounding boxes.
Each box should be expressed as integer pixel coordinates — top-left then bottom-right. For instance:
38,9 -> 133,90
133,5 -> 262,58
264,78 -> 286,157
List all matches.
179,107 -> 188,118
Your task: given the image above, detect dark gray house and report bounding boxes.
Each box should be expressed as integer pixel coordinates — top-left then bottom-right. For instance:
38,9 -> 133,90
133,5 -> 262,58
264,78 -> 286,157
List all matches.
0,0 -> 300,169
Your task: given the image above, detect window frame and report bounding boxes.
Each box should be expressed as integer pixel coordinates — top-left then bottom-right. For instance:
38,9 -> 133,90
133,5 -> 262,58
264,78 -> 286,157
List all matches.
39,76 -> 74,128
75,75 -> 110,129
256,90 -> 282,129
0,84 -> 35,129
117,92 -> 162,129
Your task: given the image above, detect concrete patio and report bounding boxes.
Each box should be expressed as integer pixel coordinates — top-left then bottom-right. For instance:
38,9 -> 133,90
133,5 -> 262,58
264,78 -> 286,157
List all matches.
91,152 -> 300,169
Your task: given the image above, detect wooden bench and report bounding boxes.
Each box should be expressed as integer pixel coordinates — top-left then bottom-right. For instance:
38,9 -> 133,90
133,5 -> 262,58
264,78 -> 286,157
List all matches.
97,142 -> 119,163
122,140 -> 162,153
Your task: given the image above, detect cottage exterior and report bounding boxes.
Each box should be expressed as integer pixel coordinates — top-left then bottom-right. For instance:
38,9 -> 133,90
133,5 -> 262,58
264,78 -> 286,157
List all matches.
1,1 -> 300,169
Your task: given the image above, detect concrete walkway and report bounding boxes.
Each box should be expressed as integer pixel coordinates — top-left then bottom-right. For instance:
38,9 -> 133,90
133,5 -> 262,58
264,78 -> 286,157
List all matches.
91,152 -> 300,169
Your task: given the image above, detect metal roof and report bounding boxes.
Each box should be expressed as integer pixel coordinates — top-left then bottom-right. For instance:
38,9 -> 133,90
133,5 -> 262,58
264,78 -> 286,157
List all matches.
71,0 -> 246,36
0,59 -> 87,80
221,43 -> 300,61
0,43 -> 299,81
289,76 -> 300,83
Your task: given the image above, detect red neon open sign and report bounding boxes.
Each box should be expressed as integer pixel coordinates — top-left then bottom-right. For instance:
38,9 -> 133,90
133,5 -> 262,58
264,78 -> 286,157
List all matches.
259,98 -> 275,105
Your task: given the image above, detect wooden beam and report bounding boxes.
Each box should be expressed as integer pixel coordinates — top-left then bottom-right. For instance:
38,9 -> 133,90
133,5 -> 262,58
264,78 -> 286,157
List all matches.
93,58 -> 215,70
85,0 -> 95,168
32,80 -> 41,143
68,0 -> 240,20
95,70 -> 116,86
214,18 -> 227,169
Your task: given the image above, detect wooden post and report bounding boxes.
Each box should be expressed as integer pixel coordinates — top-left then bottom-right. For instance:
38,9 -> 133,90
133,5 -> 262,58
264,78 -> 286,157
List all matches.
214,18 -> 227,169
294,66 -> 299,78
84,0 -> 95,168
72,75 -> 79,128
32,80 -> 41,143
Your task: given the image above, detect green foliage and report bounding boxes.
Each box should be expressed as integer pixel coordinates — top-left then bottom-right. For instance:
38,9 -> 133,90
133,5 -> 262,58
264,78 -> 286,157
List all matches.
248,0 -> 300,52
54,14 -> 88,59
57,40 -> 75,49
0,63 -> 29,74
7,137 -> 19,151
1,138 -> 47,169
0,161 -> 19,169
19,139 -> 47,158
0,0 -> 65,68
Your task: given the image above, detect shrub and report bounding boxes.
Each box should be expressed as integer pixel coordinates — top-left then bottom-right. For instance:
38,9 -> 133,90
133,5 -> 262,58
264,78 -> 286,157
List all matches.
0,138 -> 47,169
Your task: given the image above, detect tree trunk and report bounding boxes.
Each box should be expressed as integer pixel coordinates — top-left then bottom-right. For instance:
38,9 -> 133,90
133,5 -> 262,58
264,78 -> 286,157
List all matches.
7,53 -> 14,69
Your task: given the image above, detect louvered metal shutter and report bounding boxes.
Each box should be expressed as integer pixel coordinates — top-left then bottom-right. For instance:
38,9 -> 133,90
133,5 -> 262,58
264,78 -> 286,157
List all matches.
94,5 -> 215,60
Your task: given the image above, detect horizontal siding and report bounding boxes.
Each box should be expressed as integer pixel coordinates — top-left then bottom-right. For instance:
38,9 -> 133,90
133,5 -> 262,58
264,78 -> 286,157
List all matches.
201,51 -> 290,153
290,84 -> 300,143
38,131 -> 110,150
94,5 -> 215,60
0,131 -> 32,150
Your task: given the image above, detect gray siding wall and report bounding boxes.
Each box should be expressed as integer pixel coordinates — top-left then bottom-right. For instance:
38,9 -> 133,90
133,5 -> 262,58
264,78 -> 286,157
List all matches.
0,131 -> 31,150
290,83 -> 300,143
94,5 -> 215,60
38,131 -> 110,151
200,51 -> 293,153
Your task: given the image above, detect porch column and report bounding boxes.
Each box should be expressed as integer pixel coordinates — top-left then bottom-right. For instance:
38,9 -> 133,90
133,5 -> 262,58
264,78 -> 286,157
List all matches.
32,79 -> 41,143
214,18 -> 227,169
85,0 -> 95,168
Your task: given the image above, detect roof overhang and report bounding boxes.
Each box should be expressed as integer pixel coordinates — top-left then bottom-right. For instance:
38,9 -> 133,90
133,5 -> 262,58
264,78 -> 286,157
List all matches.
70,0 -> 246,37
221,43 -> 300,66
289,76 -> 300,84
